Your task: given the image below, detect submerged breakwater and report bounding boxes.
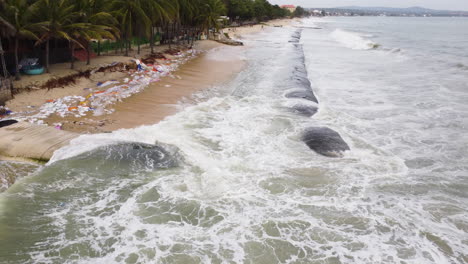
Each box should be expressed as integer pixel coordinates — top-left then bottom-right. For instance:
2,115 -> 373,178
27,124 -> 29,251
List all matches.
1,17 -> 468,263
286,29 -> 350,158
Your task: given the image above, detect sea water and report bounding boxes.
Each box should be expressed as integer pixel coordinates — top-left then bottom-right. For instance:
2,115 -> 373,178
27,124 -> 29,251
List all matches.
0,17 -> 467,263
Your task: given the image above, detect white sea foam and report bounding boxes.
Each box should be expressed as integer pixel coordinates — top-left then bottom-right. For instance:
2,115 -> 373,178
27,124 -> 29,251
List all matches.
3,17 -> 468,264
205,46 -> 246,61
331,29 -> 379,50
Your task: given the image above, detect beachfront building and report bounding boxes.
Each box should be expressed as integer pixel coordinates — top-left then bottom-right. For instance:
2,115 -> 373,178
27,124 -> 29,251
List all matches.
281,5 -> 296,13
312,10 -> 326,16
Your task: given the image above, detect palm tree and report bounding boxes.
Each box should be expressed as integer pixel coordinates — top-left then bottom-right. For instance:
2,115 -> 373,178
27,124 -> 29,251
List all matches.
145,0 -> 172,53
197,0 -> 226,37
34,0 -> 115,70
65,23 -> 115,69
76,0 -> 118,64
33,0 -> 79,72
0,0 -> 43,80
176,0 -> 198,46
111,0 -> 151,56
0,17 -> 16,78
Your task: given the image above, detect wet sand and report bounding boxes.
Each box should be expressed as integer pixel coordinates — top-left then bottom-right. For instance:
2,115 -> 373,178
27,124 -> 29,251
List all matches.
80,42 -> 245,132
4,19 -> 292,134
0,19 -> 291,182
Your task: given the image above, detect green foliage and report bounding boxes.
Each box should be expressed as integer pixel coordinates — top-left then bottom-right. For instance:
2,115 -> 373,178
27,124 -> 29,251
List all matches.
1,0 -> 292,43
90,37 -> 149,53
0,0 -> 42,40
197,0 -> 227,31
223,0 -> 290,21
0,0 -> 292,73
293,6 -> 309,18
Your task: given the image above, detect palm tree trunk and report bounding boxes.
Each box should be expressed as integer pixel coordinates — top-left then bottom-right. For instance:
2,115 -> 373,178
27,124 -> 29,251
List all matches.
137,37 -> 140,55
86,41 -> 91,65
166,23 -> 171,49
0,37 -> 8,78
173,23 -> 177,45
120,34 -> 124,54
45,39 -> 50,73
14,36 -> 20,81
150,26 -> 154,54
70,42 -> 75,69
97,40 -> 101,56
190,28 -> 196,47
124,38 -> 129,56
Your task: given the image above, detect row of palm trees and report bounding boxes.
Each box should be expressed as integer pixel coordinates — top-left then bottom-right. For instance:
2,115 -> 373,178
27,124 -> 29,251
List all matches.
0,0 -> 228,80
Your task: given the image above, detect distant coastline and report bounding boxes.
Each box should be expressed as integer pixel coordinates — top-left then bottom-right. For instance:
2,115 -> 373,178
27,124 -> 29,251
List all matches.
307,6 -> 468,17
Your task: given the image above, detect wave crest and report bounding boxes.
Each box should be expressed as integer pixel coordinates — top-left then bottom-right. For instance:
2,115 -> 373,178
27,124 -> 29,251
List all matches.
331,29 -> 379,50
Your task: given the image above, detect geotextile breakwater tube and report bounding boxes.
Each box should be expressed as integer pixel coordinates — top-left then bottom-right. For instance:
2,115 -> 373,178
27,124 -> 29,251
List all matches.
286,29 -> 350,158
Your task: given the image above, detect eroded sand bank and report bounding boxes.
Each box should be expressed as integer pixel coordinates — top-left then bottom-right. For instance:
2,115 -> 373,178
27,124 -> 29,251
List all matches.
0,19 -> 292,162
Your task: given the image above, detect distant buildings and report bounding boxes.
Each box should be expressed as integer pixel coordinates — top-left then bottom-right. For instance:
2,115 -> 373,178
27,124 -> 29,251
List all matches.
312,10 -> 325,16
307,7 -> 468,17
281,5 -> 296,13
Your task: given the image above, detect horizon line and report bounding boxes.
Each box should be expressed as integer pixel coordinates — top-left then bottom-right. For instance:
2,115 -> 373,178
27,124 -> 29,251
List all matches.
294,5 -> 468,12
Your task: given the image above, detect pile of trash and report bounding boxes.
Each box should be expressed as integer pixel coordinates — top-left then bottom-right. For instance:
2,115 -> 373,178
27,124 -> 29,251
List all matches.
13,49 -> 198,125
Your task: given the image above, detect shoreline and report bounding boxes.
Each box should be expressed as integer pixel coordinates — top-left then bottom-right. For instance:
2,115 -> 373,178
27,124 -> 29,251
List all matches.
0,18 -> 292,162
5,40 -> 243,133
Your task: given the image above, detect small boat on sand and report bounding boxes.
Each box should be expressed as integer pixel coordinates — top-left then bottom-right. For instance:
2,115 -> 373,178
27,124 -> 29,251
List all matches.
19,58 -> 45,75
23,66 -> 45,75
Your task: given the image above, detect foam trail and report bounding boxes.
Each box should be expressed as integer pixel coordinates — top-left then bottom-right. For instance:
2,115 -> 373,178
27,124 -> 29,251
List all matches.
1,17 -> 468,264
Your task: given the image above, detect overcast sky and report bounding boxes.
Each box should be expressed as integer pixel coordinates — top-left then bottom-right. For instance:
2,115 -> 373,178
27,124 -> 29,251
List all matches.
268,0 -> 468,11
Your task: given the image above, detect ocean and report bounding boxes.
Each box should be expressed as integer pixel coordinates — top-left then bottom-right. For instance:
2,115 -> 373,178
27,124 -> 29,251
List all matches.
1,17 -> 467,263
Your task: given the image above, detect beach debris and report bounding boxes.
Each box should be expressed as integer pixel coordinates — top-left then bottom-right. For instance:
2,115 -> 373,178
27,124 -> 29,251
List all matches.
15,62 -> 132,93
12,48 -> 198,125
53,123 -> 62,130
141,52 -> 166,64
164,48 -> 183,56
0,106 -> 9,117
97,80 -> 119,87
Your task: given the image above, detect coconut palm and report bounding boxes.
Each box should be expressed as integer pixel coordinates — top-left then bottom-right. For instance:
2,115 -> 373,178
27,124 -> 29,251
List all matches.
33,0 -> 80,71
66,23 -> 115,69
1,0 -> 292,77
34,0 -> 116,70
111,0 -> 151,56
197,0 -> 226,35
76,0 -> 118,64
0,0 -> 43,80
146,0 -> 173,53
177,0 -> 200,45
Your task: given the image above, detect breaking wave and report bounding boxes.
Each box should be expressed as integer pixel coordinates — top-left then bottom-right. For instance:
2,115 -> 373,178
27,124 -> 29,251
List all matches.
331,29 -> 380,50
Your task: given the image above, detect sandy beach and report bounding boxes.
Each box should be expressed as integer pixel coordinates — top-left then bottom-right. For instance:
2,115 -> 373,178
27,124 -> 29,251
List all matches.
2,4 -> 467,262
3,19 -> 292,135
0,18 -> 295,172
